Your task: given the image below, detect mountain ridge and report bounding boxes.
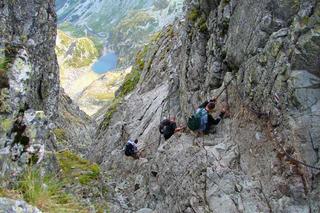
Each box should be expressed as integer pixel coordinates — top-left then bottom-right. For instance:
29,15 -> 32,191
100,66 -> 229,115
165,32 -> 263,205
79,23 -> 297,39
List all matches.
57,0 -> 184,67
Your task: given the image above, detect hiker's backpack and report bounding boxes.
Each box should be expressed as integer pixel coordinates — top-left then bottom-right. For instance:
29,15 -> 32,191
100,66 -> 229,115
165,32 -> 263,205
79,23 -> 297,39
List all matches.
187,108 -> 206,131
124,143 -> 135,156
163,123 -> 176,140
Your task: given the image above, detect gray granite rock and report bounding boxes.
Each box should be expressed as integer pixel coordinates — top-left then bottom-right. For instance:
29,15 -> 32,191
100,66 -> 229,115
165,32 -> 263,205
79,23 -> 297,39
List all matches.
92,0 -> 320,212
0,198 -> 41,213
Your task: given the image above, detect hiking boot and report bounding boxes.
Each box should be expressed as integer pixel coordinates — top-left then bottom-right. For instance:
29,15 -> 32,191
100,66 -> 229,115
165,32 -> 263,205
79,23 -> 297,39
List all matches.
190,130 -> 200,137
207,127 -> 216,134
192,137 -> 204,147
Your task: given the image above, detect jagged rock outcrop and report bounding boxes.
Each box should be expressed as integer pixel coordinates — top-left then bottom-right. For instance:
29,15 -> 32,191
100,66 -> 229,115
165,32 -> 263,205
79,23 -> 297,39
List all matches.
0,1 -> 98,210
0,0 -> 59,118
0,0 -> 60,183
0,0 -> 58,131
0,0 -> 95,169
92,0 -> 320,212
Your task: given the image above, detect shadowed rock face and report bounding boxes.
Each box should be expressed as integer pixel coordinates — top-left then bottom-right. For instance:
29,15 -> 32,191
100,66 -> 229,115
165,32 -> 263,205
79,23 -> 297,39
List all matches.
92,0 -> 320,212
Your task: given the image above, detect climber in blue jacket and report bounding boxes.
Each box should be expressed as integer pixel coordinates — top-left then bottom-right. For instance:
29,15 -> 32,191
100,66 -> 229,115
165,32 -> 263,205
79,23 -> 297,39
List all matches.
195,99 -> 226,134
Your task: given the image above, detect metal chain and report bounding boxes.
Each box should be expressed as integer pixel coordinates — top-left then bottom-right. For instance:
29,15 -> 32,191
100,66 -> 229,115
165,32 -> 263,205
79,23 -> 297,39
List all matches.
231,74 -> 320,171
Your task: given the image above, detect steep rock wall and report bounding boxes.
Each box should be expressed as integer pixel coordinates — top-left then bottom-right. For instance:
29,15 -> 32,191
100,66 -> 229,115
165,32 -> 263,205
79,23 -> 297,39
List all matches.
0,0 -> 60,182
0,0 -> 95,189
92,0 -> 320,212
0,0 -> 59,117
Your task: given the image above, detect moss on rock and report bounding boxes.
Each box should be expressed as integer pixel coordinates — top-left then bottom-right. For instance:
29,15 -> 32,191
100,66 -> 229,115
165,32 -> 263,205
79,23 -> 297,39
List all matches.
198,16 -> 208,33
0,89 -> 11,113
1,118 -> 12,132
53,128 -> 67,142
187,8 -> 200,23
136,45 -> 149,70
119,68 -> 141,98
0,57 -> 10,73
56,151 -> 100,185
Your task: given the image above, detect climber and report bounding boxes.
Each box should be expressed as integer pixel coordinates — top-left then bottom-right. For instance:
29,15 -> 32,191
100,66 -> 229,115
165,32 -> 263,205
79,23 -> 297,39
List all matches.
124,139 -> 139,159
187,99 -> 226,135
159,117 -> 185,140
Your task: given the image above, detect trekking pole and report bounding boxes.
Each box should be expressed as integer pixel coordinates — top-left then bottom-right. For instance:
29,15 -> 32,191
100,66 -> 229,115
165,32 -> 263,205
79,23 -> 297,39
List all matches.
214,75 -> 236,100
140,140 -> 159,152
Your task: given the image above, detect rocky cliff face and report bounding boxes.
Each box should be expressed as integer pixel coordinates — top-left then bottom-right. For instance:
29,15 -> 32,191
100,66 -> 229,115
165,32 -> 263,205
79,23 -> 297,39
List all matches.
0,0 -> 60,180
0,1 -> 98,210
1,0 -> 59,118
92,0 -> 320,212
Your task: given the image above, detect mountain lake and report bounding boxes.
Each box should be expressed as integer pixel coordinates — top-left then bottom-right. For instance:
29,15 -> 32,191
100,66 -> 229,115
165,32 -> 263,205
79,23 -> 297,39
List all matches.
92,52 -> 118,74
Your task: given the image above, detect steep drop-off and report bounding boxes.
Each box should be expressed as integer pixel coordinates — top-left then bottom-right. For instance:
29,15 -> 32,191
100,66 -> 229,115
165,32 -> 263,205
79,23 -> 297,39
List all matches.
76,68 -> 130,116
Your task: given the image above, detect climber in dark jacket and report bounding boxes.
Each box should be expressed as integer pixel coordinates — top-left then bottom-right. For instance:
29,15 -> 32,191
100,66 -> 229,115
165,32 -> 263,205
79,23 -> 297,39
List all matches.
124,139 -> 139,159
159,117 -> 185,140
197,99 -> 226,134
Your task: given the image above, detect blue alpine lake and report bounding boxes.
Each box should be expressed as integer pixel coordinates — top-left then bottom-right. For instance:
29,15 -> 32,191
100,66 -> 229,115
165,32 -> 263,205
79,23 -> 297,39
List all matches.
92,52 -> 118,74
